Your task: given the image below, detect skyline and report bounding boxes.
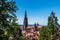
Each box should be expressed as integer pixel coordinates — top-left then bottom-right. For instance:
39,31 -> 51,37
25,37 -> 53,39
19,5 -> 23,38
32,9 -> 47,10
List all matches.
15,0 -> 60,25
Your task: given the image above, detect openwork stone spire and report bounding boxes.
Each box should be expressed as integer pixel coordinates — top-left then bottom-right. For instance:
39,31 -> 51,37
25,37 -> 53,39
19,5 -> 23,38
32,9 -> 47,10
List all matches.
23,11 -> 28,29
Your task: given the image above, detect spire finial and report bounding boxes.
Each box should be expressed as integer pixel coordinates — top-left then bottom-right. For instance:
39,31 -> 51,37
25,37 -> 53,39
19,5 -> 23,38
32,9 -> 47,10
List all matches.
25,10 -> 27,18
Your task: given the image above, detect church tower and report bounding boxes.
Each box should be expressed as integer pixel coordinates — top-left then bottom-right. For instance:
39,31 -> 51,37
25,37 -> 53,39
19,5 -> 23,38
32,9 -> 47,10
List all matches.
23,11 -> 28,29
34,23 -> 37,31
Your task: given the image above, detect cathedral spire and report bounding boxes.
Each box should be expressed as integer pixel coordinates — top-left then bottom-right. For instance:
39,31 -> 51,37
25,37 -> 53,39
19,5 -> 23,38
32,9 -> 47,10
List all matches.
25,11 -> 27,18
23,11 -> 28,29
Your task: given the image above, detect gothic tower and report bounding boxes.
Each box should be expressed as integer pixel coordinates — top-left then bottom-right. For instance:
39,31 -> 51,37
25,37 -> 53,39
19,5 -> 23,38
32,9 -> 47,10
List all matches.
23,11 -> 28,29
34,23 -> 37,31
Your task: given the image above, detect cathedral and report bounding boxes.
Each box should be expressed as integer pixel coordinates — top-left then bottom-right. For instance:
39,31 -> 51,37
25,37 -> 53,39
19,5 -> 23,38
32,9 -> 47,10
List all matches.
21,11 -> 42,40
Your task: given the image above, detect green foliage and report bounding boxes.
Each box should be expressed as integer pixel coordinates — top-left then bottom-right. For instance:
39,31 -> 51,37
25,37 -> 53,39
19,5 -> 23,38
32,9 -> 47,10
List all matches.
38,11 -> 59,40
39,26 -> 50,40
47,11 -> 58,40
0,0 -> 22,40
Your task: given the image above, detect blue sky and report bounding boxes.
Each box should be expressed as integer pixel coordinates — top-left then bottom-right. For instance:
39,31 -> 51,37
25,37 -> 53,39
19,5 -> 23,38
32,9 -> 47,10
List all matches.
15,0 -> 60,25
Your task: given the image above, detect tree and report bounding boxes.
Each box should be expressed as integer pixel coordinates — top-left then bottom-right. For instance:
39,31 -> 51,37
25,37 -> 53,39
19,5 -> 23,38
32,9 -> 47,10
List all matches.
38,11 -> 59,40
38,26 -> 49,40
0,0 -> 17,28
47,11 -> 58,40
0,0 -> 22,40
